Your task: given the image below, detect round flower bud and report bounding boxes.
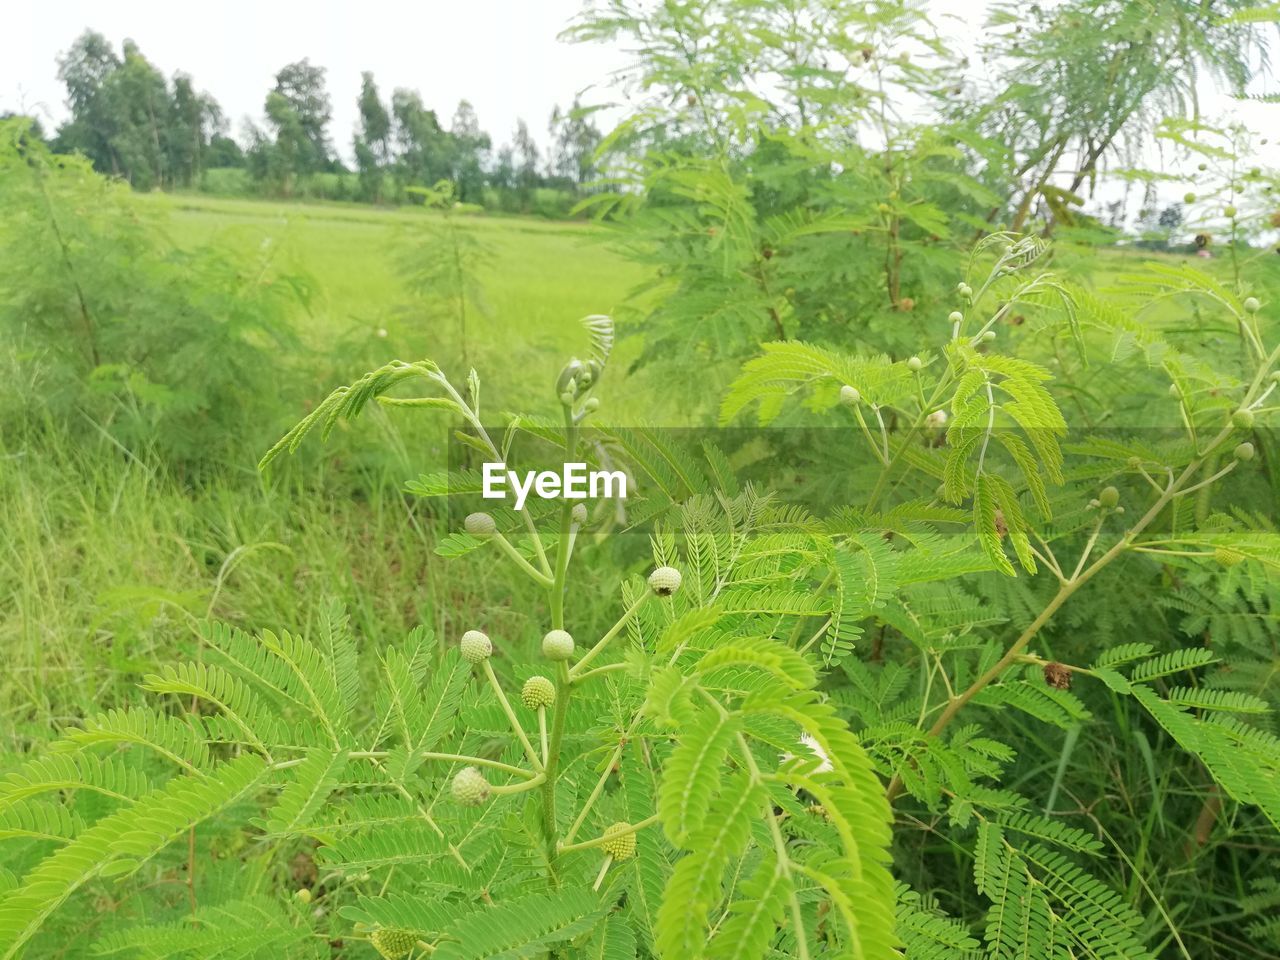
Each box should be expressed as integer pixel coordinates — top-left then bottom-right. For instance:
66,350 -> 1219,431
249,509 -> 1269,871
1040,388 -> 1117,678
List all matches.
877,202 -> 891,214
460,630 -> 492,664
1098,486 -> 1120,509
959,283 -> 973,298
294,888 -> 312,904
1168,383 -> 1181,398
559,390 -> 575,406
1087,499 -> 1100,509
1243,297 -> 1260,314
542,629 -> 575,661
981,330 -> 996,342
1224,205 -> 1237,218
1234,441 -> 1255,462
450,766 -> 490,806
648,565 -> 683,597
464,512 -> 496,536
1232,408 -> 1255,431
839,384 -> 861,405
601,822 -> 637,861
571,503 -> 588,525
583,397 -> 601,412
521,675 -> 556,710
371,929 -> 418,960
1197,162 -> 1208,171
925,410 -> 948,429
1184,192 -> 1195,204
1213,547 -> 1244,567
948,311 -> 963,323
906,356 -> 923,372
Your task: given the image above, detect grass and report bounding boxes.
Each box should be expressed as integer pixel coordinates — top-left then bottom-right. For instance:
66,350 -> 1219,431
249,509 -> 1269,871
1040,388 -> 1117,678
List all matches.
1,195 -> 653,741
141,193 -> 654,418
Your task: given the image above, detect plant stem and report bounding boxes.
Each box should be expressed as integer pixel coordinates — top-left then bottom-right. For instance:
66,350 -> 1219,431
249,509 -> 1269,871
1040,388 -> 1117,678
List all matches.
482,660 -> 543,770
887,424 -> 1235,802
558,813 -> 660,854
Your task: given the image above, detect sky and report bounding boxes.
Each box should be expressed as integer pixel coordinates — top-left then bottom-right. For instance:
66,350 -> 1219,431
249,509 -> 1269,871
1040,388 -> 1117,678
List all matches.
5,0 -> 628,158
6,0 -> 1279,199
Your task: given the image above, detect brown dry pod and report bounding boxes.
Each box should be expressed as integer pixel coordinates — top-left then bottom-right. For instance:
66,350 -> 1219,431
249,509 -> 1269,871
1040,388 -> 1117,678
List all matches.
1043,662 -> 1072,690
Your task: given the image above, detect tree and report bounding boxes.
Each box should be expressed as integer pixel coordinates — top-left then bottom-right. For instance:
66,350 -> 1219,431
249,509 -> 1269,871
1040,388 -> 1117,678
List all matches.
390,88 -> 449,194
253,59 -> 333,193
512,119 -> 540,210
354,72 -> 391,202
547,99 -> 601,189
448,100 -> 490,203
53,30 -> 121,174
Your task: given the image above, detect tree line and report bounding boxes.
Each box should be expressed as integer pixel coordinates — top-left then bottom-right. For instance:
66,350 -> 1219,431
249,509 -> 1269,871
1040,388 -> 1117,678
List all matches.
21,30 -> 603,213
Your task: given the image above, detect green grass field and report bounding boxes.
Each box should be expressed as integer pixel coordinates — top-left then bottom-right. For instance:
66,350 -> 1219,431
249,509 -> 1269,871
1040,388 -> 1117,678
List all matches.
2,195 -> 655,739
143,194 -> 653,415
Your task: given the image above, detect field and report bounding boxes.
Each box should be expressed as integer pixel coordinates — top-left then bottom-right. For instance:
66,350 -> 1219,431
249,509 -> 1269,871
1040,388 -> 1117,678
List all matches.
4,5 -> 1280,955
1,195 -> 649,740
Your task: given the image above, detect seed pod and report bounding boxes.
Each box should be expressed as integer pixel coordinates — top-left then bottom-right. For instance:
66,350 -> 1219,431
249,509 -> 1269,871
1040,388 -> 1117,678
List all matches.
1243,297 -> 1260,314
521,675 -> 556,709
1042,662 -> 1072,690
1234,442 -> 1255,461
542,629 -> 575,661
450,766 -> 490,806
1232,408 -> 1255,431
906,356 -> 923,372
464,512 -> 496,536
1098,486 -> 1120,509
839,384 -> 861,405
371,929 -> 419,960
571,503 -> 589,525
648,566 -> 683,596
460,630 -> 492,664
601,822 -> 637,861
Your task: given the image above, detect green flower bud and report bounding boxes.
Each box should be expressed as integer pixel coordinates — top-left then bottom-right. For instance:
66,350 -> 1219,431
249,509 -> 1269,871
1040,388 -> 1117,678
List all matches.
948,311 -> 963,323
1243,297 -> 1260,314
571,503 -> 588,525
464,512 -> 496,536
648,566 -> 683,597
906,356 -> 923,372
1098,486 -> 1120,509
601,822 -> 637,860
450,767 -> 490,806
1224,205 -> 1237,218
839,384 -> 861,405
371,929 -> 419,960
1183,192 -> 1195,204
521,675 -> 556,709
460,630 -> 492,664
1232,408 -> 1255,431
542,629 -> 575,661
1234,441 -> 1255,462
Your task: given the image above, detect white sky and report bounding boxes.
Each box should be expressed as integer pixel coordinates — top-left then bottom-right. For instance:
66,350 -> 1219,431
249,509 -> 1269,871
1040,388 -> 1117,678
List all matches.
6,0 -> 1279,198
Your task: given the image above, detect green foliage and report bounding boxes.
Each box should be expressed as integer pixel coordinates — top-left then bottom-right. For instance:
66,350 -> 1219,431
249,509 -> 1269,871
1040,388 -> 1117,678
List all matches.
0,119 -> 308,466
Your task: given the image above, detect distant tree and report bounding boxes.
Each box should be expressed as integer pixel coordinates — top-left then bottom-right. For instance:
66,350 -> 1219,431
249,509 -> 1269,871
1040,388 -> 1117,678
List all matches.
391,89 -> 449,193
1158,203 -> 1184,232
448,100 -> 489,203
53,30 -> 121,173
167,74 -> 222,185
251,59 -> 332,194
354,72 -> 391,202
512,119 -> 540,210
547,99 -> 601,189
207,133 -> 244,168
